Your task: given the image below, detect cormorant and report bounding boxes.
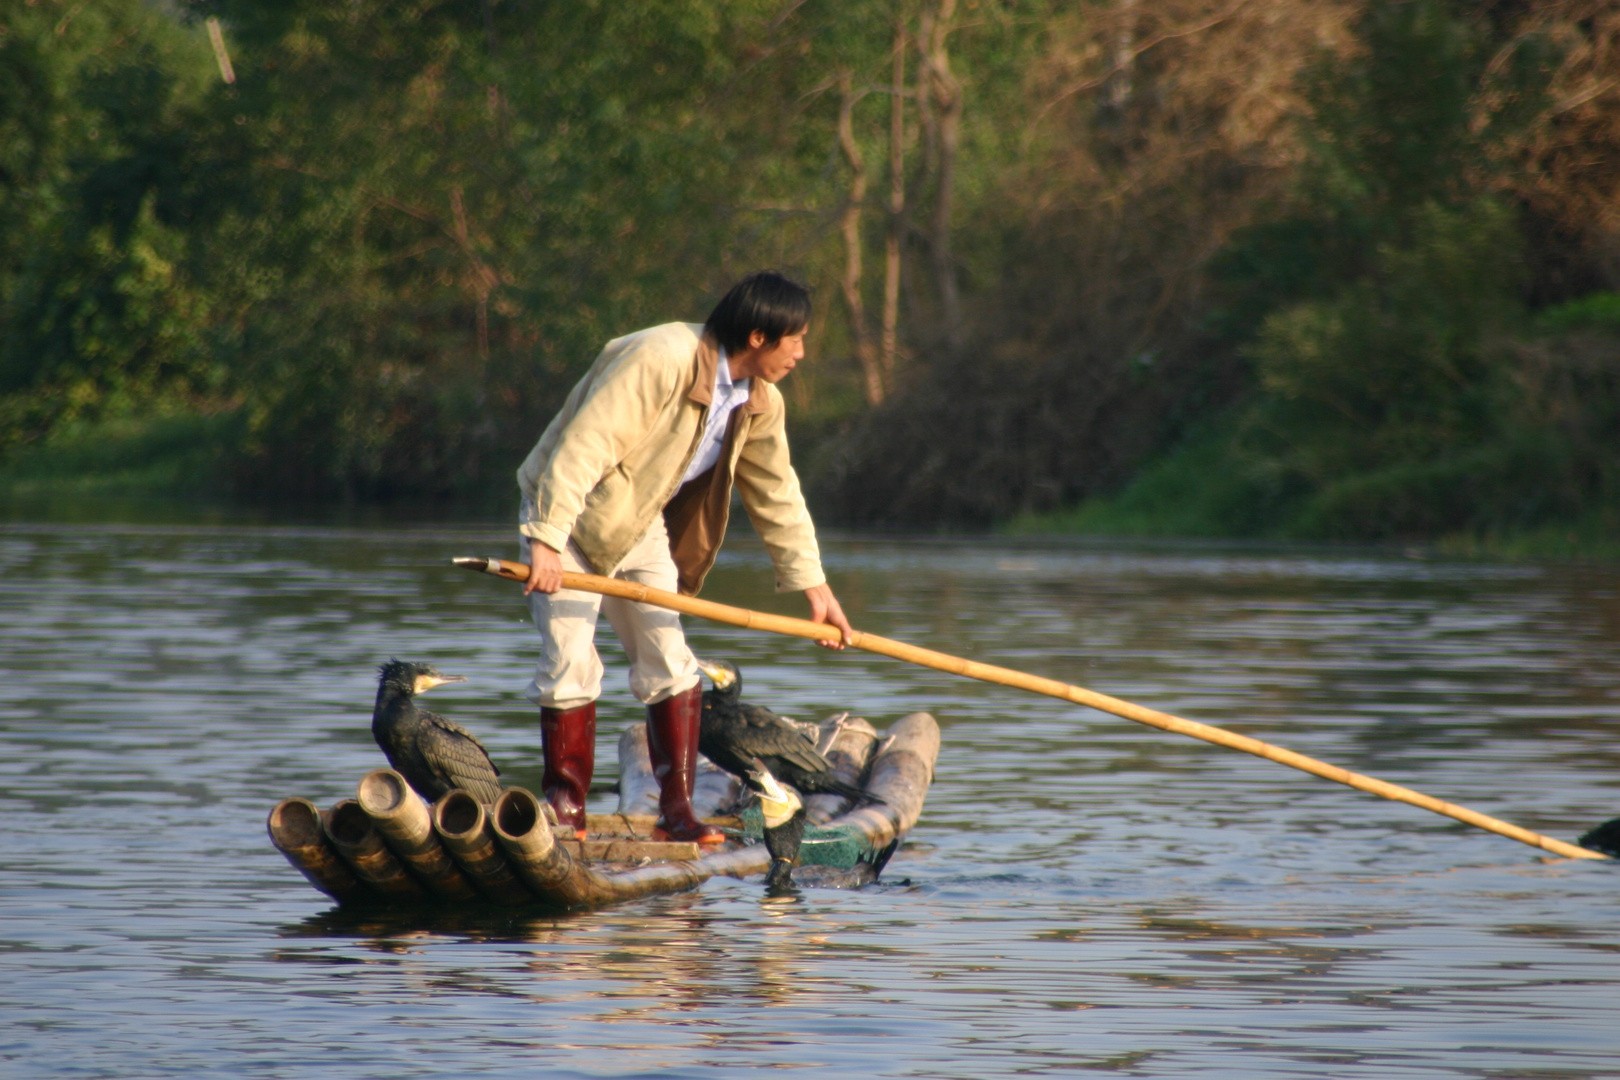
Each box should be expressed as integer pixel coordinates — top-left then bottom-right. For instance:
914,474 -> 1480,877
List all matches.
693,658 -> 874,805
372,660 -> 503,805
743,758 -> 805,890
1579,816 -> 1620,857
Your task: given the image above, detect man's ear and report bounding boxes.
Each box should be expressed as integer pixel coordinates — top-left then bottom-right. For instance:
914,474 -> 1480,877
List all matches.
748,329 -> 766,350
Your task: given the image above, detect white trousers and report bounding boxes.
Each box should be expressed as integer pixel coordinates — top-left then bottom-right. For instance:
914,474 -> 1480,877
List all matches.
519,500 -> 699,709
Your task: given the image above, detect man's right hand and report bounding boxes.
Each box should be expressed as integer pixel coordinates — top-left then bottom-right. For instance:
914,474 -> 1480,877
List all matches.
524,540 -> 565,595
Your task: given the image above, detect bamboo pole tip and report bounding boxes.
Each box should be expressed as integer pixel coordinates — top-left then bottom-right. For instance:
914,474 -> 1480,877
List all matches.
1553,840 -> 1611,861
454,555 -> 525,581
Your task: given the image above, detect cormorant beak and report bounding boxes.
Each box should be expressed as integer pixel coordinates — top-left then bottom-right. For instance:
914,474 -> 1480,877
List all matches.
694,658 -> 736,690
741,757 -> 773,793
413,673 -> 468,694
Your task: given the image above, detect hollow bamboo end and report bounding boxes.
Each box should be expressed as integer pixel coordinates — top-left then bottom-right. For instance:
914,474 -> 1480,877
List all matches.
492,785 -> 589,902
357,769 -> 412,817
433,789 -> 486,839
492,787 -> 547,845
267,797 -> 323,849
267,797 -> 366,902
326,799 -> 373,846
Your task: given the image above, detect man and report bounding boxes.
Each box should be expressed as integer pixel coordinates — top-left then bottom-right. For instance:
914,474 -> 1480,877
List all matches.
516,271 -> 853,844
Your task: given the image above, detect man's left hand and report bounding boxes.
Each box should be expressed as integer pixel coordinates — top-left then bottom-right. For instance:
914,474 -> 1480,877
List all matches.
803,582 -> 854,650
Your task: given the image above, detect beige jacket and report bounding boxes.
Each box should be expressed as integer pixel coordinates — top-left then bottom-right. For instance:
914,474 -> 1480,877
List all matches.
516,322 -> 824,596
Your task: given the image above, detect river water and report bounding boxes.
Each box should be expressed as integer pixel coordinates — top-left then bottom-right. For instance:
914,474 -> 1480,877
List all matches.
3,515 -> 1619,1078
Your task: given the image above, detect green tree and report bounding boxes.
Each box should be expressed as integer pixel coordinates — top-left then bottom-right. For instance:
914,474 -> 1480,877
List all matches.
1216,0 -> 1564,539
0,1 -> 220,450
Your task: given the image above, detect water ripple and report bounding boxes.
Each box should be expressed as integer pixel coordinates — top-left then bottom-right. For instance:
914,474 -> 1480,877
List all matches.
2,522 -> 1619,1078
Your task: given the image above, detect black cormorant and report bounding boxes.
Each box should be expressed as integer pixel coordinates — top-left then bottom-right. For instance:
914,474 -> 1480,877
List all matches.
372,659 -> 503,804
693,658 -> 873,805
1579,816 -> 1620,857
743,757 -> 806,890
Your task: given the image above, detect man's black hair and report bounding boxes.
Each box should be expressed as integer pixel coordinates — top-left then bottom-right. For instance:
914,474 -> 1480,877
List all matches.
703,271 -> 812,354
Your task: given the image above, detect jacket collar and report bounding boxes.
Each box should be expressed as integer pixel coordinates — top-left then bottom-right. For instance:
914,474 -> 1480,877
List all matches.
688,330 -> 769,415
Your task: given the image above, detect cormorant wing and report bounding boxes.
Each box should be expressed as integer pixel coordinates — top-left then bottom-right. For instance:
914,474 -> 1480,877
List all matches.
735,704 -> 832,776
420,709 -> 504,803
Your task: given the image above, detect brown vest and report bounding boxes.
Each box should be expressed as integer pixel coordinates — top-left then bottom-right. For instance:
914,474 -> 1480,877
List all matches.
661,407 -> 745,596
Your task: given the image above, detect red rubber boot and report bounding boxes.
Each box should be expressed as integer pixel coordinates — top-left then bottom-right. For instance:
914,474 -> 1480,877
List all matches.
645,684 -> 725,844
540,702 -> 596,840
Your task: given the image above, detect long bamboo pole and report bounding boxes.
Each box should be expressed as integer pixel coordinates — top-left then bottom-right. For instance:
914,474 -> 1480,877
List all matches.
453,556 -> 1607,861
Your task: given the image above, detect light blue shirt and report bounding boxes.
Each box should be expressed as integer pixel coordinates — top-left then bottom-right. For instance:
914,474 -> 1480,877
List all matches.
681,348 -> 752,484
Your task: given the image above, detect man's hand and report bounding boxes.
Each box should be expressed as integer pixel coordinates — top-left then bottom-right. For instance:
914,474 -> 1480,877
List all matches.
803,582 -> 854,650
524,540 -> 565,595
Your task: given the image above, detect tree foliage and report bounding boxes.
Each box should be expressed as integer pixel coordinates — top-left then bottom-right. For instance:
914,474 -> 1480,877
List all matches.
2,0 -> 1617,548
1214,0 -> 1618,540
824,0 -> 1620,542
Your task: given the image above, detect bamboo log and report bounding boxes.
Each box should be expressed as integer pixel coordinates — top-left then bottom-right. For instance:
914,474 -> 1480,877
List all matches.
804,713 -> 880,825
821,712 -> 940,853
453,557 -> 1608,862
322,799 -> 426,899
430,789 -> 533,905
494,786 -> 732,908
791,711 -> 940,885
584,812 -> 742,837
490,787 -> 594,906
692,756 -> 742,818
561,838 -> 702,862
356,769 -> 479,900
267,797 -> 366,903
615,725 -> 660,816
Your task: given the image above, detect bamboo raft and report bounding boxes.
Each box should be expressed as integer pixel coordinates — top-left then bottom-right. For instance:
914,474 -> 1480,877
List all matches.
268,710 -> 939,909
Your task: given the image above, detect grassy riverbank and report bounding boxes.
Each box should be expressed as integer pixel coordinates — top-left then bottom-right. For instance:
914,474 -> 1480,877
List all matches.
9,407 -> 1613,565
0,412 -> 238,501
1004,418 -> 1620,564
1008,498 -> 1620,564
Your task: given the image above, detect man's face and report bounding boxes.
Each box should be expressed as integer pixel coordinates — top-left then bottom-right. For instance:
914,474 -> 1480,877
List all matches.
749,326 -> 807,383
